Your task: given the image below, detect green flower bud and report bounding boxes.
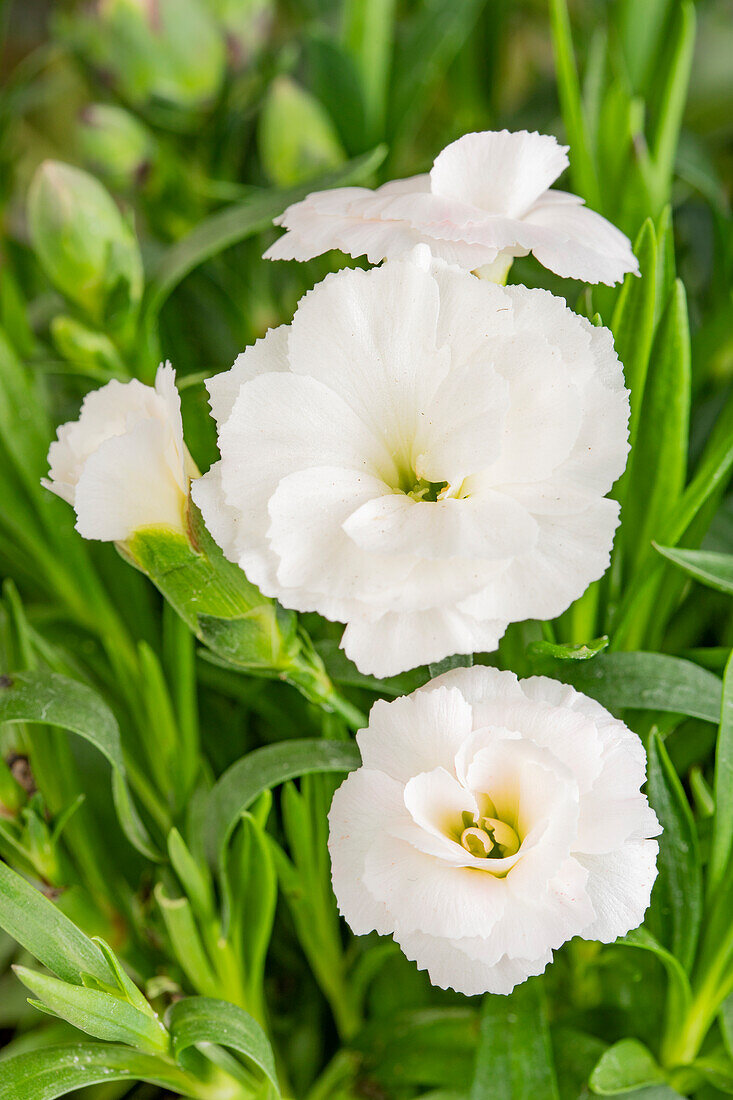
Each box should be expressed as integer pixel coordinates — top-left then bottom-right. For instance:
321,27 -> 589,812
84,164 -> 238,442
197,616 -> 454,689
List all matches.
62,0 -> 226,129
77,104 -> 156,192
209,0 -> 274,70
124,499 -> 336,708
50,315 -> 127,377
258,77 -> 346,188
28,161 -> 143,328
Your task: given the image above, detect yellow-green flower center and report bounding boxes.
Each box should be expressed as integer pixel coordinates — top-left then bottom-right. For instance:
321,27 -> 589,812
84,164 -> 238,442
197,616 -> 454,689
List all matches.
459,809 -> 520,859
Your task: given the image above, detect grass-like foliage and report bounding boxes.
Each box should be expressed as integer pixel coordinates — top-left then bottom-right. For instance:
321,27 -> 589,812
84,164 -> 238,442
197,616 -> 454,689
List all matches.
0,0 -> 731,1097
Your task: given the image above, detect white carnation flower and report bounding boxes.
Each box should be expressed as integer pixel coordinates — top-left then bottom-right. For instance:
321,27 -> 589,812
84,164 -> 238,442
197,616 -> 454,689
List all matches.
43,363 -> 196,541
193,249 -> 629,677
265,129 -> 637,286
329,665 -> 661,996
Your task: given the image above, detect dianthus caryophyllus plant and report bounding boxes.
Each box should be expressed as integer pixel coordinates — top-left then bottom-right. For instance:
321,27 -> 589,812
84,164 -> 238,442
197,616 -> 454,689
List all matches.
329,665 -> 661,995
43,362 -> 195,541
265,129 -> 638,285
194,247 -> 630,676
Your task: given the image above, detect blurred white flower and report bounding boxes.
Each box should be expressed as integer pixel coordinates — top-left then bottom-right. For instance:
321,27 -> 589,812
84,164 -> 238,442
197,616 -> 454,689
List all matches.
329,665 -> 660,996
193,248 -> 629,677
44,363 -> 196,541
265,129 -> 637,286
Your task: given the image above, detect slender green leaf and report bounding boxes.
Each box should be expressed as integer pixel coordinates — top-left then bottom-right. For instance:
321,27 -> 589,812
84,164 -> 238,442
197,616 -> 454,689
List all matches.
144,147 -> 386,317
387,0 -> 486,149
549,0 -> 600,209
0,862 -> 112,986
654,544 -> 733,596
14,967 -> 169,1054
204,739 -> 361,867
647,731 -> 702,970
527,637 -> 609,662
0,1044 -> 197,1099
611,219 -> 657,452
0,669 -> 160,860
618,927 -> 692,1022
470,979 -> 559,1100
544,652 -> 722,723
0,670 -> 123,772
625,280 -> 691,571
648,2 -> 696,210
168,996 -> 279,1092
709,652 -> 733,895
342,0 -> 395,142
590,1039 -> 664,1094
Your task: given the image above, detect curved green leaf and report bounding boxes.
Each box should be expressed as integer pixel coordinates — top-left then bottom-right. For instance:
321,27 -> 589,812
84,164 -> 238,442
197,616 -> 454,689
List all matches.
0,861 -> 112,986
0,1044 -> 197,1100
14,966 -> 168,1053
647,731 -> 702,971
470,979 -> 559,1099
0,670 -> 161,860
0,670 -> 123,772
168,996 -> 278,1092
544,652 -> 722,723
204,739 -> 361,867
590,1038 -> 664,1094
618,927 -> 692,1022
654,544 -> 733,596
709,651 -> 733,895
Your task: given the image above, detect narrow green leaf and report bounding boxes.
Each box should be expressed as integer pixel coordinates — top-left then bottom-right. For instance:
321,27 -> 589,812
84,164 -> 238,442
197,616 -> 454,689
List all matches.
0,862 -> 112,987
618,927 -> 692,1023
549,0 -> 601,209
527,636 -> 609,661
648,2 -> 696,210
709,652 -> 733,896
168,828 -> 215,920
144,147 -> 386,317
611,219 -> 657,452
168,996 -> 279,1092
544,652 -> 722,723
654,544 -> 733,596
647,731 -> 702,970
387,0 -> 486,150
0,1044 -> 197,1099
154,885 -> 219,999
590,1039 -> 664,1094
14,967 -> 168,1054
624,280 -> 691,571
0,669 -> 161,861
470,979 -> 559,1100
204,739 -> 361,868
342,0 -> 395,142
0,670 -> 123,772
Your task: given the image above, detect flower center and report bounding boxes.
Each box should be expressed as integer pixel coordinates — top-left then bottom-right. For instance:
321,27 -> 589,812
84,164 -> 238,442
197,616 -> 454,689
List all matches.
459,808 -> 520,859
406,477 -> 449,502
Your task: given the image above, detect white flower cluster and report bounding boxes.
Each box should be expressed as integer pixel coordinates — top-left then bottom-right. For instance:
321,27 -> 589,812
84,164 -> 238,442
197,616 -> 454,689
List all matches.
44,129 -> 658,996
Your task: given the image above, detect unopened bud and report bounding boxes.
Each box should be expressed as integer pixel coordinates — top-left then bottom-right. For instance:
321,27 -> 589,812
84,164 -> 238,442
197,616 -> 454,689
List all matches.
210,0 -> 274,70
258,77 -> 346,188
77,104 -> 156,192
61,0 -> 225,128
28,161 -> 143,328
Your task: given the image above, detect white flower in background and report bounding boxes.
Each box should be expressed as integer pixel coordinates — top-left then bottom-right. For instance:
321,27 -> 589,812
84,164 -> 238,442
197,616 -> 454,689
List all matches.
44,363 -> 196,541
329,666 -> 660,996
194,249 -> 629,677
265,129 -> 637,286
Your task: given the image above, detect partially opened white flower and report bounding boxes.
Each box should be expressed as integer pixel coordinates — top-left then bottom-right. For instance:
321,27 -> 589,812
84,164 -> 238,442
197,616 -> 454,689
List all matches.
329,665 -> 660,996
193,248 -> 629,677
43,363 -> 196,541
265,129 -> 637,286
